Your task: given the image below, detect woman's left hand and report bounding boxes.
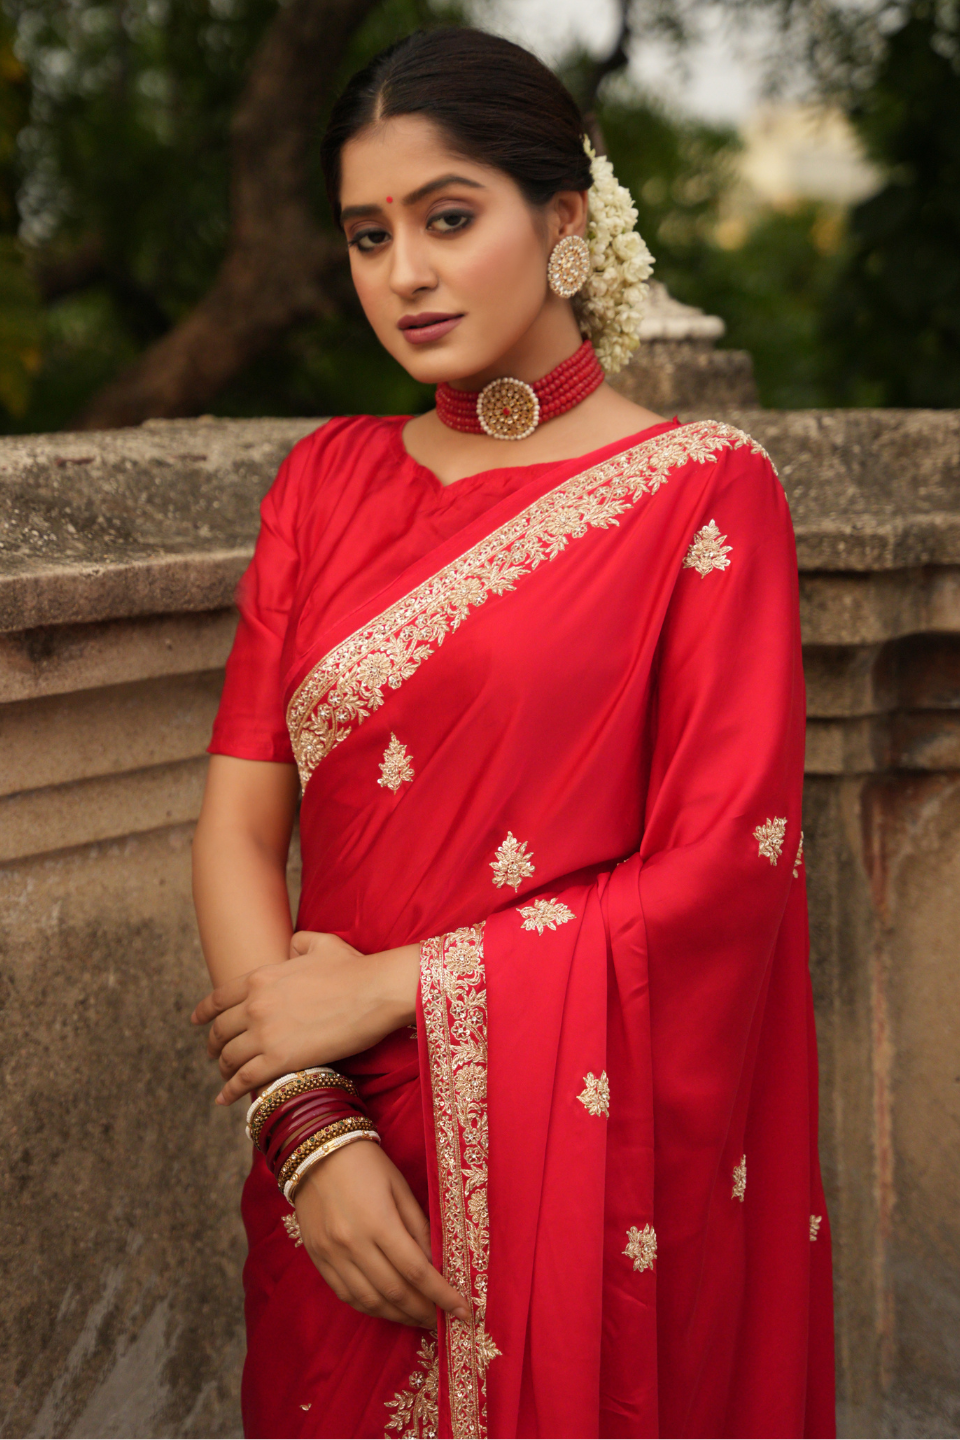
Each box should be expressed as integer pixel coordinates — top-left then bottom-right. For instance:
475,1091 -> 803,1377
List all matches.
191,931 -> 420,1105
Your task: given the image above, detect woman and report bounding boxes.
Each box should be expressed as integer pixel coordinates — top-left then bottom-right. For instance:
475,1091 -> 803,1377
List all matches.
191,27 -> 835,1440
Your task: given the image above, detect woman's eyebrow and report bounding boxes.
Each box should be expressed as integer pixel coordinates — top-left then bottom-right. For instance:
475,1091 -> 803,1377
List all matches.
402,173 -> 485,205
341,173 -> 484,223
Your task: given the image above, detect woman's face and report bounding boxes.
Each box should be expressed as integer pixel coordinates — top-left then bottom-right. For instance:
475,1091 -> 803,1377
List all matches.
338,114 -> 585,386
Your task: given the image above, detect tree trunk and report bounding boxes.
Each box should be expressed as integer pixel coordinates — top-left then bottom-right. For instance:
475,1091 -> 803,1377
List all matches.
74,0 -> 381,430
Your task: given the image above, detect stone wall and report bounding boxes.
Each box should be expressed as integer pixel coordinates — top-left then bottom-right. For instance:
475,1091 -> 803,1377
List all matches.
1,411 -> 958,1438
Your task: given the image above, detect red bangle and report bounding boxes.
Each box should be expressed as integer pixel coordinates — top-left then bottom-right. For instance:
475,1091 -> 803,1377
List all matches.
259,1094 -> 371,1179
264,1101 -> 369,1175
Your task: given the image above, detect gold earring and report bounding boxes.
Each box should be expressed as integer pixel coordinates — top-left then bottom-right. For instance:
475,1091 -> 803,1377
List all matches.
547,234 -> 590,298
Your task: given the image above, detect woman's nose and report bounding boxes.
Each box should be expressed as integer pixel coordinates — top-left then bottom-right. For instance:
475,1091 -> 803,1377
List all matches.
389,232 -> 437,298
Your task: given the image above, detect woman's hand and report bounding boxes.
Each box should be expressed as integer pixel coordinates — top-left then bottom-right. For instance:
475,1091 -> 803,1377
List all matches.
191,931 -> 420,1104
296,1138 -> 469,1328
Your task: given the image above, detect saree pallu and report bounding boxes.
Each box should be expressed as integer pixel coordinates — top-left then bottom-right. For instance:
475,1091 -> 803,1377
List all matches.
210,416 -> 835,1439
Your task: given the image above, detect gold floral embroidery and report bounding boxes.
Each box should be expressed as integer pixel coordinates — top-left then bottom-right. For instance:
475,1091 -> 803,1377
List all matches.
623,1224 -> 657,1273
683,518 -> 732,577
420,925 -> 500,1439
286,423 -> 772,789
384,1335 -> 439,1438
282,1213 -> 303,1247
810,1214 -> 823,1242
378,732 -> 414,792
518,897 -> 574,934
732,1155 -> 747,1201
793,832 -> 804,878
578,1071 -> 610,1117
754,817 -> 787,865
491,832 -> 535,891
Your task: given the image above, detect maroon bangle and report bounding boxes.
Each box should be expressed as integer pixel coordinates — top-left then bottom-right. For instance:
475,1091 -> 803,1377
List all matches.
259,1093 -> 371,1180
258,1092 -> 368,1151
256,1092 -> 365,1152
248,1072 -> 358,1148
265,1106 -> 368,1175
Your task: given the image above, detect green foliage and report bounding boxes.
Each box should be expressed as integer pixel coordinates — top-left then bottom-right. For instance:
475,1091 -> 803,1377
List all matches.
600,95 -> 846,407
0,0 -> 956,425
823,4 -> 960,405
0,10 -> 40,416
0,0 -> 456,431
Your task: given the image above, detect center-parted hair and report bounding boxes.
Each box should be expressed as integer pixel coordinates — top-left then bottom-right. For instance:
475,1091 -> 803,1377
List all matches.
320,27 -> 592,227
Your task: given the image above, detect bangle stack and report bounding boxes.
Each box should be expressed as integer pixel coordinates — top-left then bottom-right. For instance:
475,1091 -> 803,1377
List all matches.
246,1066 -> 380,1203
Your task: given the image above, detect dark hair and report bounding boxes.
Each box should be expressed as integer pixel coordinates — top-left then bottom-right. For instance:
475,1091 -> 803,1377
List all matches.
320,28 -> 592,227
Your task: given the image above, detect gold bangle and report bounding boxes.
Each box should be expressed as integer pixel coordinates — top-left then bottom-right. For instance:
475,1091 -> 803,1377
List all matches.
284,1131 -> 382,1203
276,1116 -> 378,1190
247,1071 -> 358,1148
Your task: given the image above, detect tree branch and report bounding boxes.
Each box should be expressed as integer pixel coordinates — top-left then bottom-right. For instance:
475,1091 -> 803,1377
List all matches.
73,0 -> 381,430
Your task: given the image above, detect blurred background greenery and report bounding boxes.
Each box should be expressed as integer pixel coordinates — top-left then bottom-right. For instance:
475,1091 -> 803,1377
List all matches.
0,0 -> 956,432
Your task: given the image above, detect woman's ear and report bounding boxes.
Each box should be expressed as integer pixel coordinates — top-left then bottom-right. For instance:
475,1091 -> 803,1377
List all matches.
552,188 -> 590,241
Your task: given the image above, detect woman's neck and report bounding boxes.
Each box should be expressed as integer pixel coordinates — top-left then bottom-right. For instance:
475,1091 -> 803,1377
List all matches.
448,301 -> 584,392
403,382 -> 667,487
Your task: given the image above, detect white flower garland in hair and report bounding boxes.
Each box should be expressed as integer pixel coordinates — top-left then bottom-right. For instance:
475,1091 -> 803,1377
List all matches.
575,138 -> 655,376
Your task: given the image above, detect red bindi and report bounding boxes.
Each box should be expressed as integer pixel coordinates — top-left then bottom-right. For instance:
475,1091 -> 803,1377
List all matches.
386,196 -> 393,203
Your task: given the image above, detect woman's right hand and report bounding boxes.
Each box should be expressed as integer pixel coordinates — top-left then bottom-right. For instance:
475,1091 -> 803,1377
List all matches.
295,1138 -> 470,1329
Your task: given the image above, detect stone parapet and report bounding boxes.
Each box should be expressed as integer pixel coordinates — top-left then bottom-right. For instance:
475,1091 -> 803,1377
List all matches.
1,411 -> 958,1437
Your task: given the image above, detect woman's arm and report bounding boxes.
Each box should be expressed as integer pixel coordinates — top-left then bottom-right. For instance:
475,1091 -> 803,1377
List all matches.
191,753 -> 467,1328
192,754 -> 300,988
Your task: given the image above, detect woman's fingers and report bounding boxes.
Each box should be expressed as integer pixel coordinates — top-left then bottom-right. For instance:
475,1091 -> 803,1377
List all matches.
377,1213 -> 469,1321
217,1030 -> 260,1080
391,1173 -> 433,1260
191,973 -> 250,1026
204,1001 -> 249,1059
317,1252 -> 428,1328
215,1055 -> 275,1105
353,1244 -> 438,1327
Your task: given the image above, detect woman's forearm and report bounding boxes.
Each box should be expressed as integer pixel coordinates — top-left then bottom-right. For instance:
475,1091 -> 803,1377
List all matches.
192,756 -> 299,988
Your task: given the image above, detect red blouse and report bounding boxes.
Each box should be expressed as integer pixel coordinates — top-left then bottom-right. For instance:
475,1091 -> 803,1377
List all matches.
209,413 -> 678,766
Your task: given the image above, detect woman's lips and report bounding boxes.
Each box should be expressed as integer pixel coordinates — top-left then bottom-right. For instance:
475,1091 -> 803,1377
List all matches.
397,313 -> 464,345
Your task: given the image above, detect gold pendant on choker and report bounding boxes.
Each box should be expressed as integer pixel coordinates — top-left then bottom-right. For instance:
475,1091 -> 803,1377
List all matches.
476,377 -> 540,440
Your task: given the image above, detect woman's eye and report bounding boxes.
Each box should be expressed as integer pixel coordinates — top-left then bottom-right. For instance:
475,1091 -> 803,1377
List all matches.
428,209 -> 472,235
351,228 -> 390,252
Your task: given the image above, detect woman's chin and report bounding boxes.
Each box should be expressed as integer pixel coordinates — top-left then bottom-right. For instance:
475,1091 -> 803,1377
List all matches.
389,335 -> 505,391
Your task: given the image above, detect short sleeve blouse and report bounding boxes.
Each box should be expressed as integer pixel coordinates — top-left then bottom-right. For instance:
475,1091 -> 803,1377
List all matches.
207,414 -> 614,766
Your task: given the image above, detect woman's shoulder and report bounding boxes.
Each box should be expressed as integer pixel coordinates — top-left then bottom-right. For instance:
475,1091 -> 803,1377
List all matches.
671,418 -> 777,474
264,414 -> 404,510
670,419 -> 792,558
673,418 -> 782,503
283,413 -> 403,471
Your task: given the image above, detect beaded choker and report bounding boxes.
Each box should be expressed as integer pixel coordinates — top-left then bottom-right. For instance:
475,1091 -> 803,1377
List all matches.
435,338 -> 604,441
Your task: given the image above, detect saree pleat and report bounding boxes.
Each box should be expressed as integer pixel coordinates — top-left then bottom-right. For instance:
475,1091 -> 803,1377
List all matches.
210,415 -> 834,1439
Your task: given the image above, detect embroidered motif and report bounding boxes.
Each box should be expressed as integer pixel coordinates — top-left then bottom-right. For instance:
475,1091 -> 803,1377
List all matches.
420,926 -> 499,1438
286,423 -> 772,789
378,732 -> 414,792
810,1214 -> 823,1242
491,832 -> 535,891
754,817 -> 787,865
623,1224 -> 657,1273
732,1155 -> 747,1201
578,1071 -> 610,1117
384,1334 -> 439,1438
683,518 -> 732,577
282,1213 -> 303,1247
793,832 -> 804,878
518,897 -> 575,934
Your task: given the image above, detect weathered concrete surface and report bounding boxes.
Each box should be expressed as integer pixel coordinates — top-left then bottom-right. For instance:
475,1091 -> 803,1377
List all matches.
0,828 -> 249,1439
613,338 -> 758,412
2,413 -> 959,1438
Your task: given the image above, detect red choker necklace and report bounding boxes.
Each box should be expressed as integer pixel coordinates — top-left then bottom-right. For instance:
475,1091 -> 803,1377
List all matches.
435,339 -> 604,441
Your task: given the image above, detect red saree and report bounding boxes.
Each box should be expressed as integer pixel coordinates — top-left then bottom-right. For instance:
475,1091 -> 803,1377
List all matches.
209,414 -> 835,1440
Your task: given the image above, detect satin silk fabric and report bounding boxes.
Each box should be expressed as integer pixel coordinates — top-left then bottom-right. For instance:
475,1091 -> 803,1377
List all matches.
210,415 -> 835,1439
